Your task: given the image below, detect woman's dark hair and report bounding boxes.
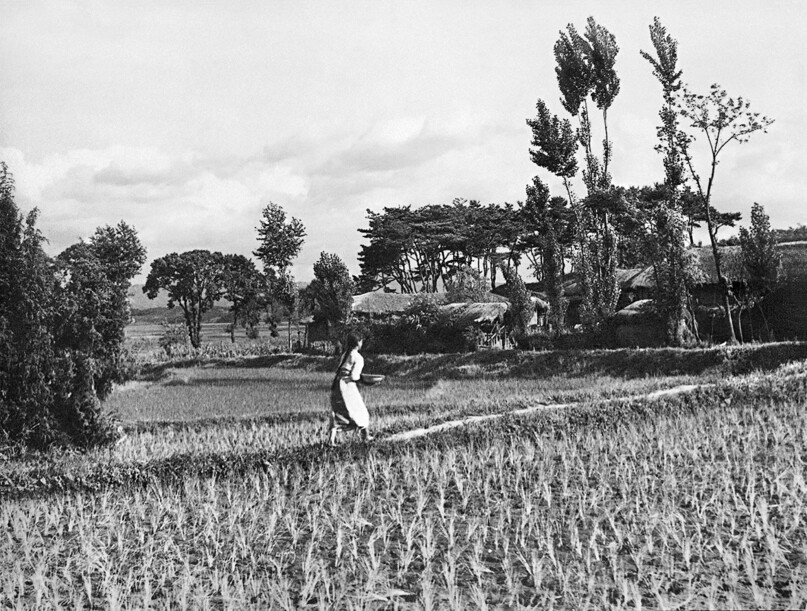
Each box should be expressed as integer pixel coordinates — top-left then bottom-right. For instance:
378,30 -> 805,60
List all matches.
345,332 -> 363,351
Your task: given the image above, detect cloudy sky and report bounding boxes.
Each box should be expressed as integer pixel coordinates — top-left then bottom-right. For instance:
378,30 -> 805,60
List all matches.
1,0 -> 805,283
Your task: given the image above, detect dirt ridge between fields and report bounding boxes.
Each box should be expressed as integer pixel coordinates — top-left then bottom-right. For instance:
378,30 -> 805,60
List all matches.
384,383 -> 710,442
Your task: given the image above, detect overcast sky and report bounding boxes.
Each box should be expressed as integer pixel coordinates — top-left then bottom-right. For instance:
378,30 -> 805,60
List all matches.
2,0 -> 805,283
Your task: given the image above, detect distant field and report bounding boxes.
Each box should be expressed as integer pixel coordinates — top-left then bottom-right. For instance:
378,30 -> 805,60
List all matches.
125,321 -> 307,356
107,364 -> 690,426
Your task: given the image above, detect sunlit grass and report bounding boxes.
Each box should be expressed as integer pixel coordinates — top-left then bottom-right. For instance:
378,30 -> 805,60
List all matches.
2,364 -> 712,489
4,351 -> 807,607
3,388 -> 806,608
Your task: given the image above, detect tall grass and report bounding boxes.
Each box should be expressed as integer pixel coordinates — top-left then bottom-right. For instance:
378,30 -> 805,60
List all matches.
4,351 -> 807,607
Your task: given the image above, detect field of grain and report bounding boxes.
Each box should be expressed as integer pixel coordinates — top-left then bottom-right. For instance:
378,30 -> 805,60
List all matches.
2,347 -> 807,609
124,321 -> 308,362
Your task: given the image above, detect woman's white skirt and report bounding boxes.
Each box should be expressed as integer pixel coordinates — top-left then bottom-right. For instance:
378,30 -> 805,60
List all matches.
330,379 -> 369,430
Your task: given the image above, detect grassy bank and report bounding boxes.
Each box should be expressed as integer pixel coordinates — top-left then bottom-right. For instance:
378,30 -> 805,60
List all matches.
135,339 -> 807,380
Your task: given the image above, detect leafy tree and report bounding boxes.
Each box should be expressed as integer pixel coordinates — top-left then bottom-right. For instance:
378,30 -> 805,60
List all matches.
357,202 -> 521,293
1,163 -> 140,449
221,254 -> 266,342
738,202 -> 782,340
556,18 -> 622,325
677,83 -> 774,342
89,221 -> 147,285
254,202 -> 306,274
641,18 -> 684,193
500,265 -> 534,339
639,18 -> 702,346
444,265 -> 489,303
529,17 -> 623,329
53,225 -> 145,443
527,100 -> 579,181
56,242 -> 129,400
520,178 -> 569,334
253,202 -> 306,348
143,250 -> 226,348
0,170 -> 60,448
53,222 -> 147,395
307,252 -> 355,337
527,99 -> 603,328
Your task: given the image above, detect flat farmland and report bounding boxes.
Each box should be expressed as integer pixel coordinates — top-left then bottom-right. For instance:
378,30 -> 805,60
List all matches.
125,322 -> 306,356
3,347 -> 807,609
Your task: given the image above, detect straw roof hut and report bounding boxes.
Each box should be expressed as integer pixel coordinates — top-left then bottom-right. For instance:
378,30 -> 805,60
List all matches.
439,301 -> 509,349
439,302 -> 509,328
610,299 -> 665,347
351,291 -> 430,316
351,290 -> 508,316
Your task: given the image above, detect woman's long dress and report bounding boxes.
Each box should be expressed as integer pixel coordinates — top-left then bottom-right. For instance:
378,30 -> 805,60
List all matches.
329,349 -> 369,431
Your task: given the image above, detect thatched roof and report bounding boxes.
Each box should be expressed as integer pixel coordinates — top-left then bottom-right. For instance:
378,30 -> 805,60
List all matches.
562,267 -> 656,297
690,246 -> 746,284
351,292 -> 428,315
613,299 -> 656,320
439,302 -> 509,327
773,242 -> 807,283
562,245 -> 775,295
492,283 -> 550,310
352,290 -> 508,315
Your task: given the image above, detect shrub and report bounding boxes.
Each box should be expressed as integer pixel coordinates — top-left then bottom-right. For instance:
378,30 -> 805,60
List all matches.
357,297 -> 475,354
158,321 -> 188,357
0,164 -> 143,449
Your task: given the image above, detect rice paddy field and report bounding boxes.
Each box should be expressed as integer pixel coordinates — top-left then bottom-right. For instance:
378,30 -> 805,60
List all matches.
3,344 -> 807,609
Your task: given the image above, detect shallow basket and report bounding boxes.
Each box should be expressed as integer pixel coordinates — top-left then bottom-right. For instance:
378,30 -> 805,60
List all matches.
360,374 -> 385,385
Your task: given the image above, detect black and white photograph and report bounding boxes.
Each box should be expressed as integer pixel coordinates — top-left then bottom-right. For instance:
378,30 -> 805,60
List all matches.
2,0 -> 806,608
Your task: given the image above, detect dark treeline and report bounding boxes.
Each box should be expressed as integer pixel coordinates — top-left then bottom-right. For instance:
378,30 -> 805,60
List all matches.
357,199 -> 526,294
354,187 -> 735,295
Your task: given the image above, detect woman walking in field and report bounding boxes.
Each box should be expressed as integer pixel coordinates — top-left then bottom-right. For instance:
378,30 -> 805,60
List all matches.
328,332 -> 373,445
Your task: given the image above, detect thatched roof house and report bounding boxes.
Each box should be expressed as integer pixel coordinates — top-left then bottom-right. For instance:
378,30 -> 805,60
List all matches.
611,299 -> 665,348
561,267 -> 656,298
351,290 -> 507,316
609,243 -> 807,341
351,291 -> 433,316
689,246 -> 746,284
350,290 -> 512,349
439,302 -> 509,328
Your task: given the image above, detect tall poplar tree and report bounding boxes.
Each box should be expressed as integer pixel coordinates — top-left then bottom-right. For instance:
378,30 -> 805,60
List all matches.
640,17 -> 700,346
529,16 -> 622,329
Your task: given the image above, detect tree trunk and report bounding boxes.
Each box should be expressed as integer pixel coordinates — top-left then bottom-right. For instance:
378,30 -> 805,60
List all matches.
721,289 -> 737,343
686,294 -> 701,344
230,311 -> 237,343
183,307 -> 201,349
704,195 -> 737,343
759,303 -> 772,341
748,306 -> 755,341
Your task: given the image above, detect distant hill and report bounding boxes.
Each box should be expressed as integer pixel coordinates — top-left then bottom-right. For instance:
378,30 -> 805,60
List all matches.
128,284 -> 169,310
128,284 -> 230,310
127,280 -> 311,325
128,282 -> 309,310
